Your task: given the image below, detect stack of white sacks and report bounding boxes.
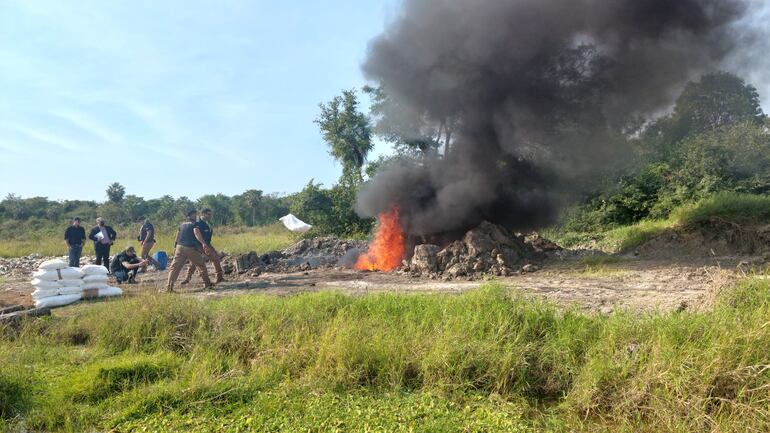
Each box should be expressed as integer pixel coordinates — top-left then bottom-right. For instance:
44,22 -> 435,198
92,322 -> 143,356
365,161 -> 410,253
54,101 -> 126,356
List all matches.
30,259 -> 123,308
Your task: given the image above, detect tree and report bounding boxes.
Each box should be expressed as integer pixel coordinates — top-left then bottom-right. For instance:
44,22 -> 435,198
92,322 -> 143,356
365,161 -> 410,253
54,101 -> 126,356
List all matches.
197,194 -> 234,225
245,190 -> 262,225
315,89 -> 374,185
122,195 -> 147,223
363,84 -> 450,157
642,72 -> 766,158
106,182 -> 126,204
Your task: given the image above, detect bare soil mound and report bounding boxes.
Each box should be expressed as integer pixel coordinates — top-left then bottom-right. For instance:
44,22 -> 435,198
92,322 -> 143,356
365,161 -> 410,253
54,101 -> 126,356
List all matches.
633,218 -> 770,259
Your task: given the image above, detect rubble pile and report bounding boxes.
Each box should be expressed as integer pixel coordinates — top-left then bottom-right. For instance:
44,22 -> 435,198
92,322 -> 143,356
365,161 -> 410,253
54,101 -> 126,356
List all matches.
1,254 -> 46,278
1,255 -> 101,278
403,222 -> 557,279
227,237 -> 368,276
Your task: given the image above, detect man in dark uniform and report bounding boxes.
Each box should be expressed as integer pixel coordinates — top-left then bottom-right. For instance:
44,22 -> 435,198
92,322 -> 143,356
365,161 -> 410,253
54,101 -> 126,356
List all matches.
64,217 -> 87,267
89,217 -> 117,269
110,246 -> 147,284
137,216 -> 161,272
165,210 -> 213,292
181,208 -> 224,285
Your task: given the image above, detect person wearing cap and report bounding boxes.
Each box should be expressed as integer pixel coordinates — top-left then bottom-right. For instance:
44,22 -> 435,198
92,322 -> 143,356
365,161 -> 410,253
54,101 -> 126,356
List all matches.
89,217 -> 117,269
166,210 -> 213,292
110,246 -> 146,284
181,208 -> 225,285
137,216 -> 161,272
64,217 -> 87,267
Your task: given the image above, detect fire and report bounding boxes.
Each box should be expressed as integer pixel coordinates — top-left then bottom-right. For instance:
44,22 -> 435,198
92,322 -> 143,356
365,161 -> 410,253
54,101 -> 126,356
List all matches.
355,207 -> 405,272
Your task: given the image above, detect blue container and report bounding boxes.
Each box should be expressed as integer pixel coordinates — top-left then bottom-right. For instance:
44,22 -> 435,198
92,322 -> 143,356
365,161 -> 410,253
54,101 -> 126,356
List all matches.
153,251 -> 168,270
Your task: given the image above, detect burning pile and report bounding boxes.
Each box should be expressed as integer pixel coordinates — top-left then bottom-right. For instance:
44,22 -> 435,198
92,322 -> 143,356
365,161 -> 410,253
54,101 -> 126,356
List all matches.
403,222 -> 552,279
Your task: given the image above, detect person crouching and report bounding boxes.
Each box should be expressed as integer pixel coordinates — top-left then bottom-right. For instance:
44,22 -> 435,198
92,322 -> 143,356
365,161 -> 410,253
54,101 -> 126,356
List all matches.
110,246 -> 147,284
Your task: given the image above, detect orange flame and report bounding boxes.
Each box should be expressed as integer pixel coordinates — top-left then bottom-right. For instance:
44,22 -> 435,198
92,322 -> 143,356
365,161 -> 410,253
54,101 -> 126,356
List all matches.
355,207 -> 405,272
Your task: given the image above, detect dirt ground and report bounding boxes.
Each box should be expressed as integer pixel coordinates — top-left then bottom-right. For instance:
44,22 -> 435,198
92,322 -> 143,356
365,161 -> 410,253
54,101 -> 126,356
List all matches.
1,254 -> 752,313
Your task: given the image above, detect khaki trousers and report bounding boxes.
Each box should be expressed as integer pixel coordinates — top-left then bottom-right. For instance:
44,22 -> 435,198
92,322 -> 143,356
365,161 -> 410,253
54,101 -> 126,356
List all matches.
167,245 -> 211,289
140,240 -> 161,272
184,245 -> 223,281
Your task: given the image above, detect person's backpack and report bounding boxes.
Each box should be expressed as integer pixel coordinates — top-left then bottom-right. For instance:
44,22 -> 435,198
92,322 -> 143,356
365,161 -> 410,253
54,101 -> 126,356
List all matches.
109,254 -> 123,273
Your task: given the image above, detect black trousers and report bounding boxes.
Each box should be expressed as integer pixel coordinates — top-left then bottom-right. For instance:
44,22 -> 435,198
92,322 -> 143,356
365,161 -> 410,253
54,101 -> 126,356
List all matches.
94,243 -> 111,269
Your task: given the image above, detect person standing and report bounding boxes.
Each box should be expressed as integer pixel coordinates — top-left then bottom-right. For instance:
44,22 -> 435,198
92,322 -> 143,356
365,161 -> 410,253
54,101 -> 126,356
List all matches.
165,210 -> 213,292
64,217 -> 87,267
89,217 -> 117,269
110,246 -> 147,284
181,208 -> 225,285
137,216 -> 160,272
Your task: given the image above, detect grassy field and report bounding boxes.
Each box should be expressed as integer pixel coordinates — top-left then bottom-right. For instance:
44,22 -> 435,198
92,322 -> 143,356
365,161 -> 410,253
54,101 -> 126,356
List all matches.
0,223 -> 299,258
549,192 -> 770,252
2,281 -> 770,432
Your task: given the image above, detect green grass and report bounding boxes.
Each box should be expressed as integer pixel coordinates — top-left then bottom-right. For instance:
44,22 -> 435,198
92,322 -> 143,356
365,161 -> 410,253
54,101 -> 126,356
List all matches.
552,192 -> 770,252
0,223 -> 299,258
2,281 -> 770,432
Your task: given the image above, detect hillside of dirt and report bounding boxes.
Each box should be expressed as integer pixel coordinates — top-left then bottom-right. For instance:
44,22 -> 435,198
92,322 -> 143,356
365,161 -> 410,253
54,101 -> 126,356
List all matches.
631,218 -> 770,260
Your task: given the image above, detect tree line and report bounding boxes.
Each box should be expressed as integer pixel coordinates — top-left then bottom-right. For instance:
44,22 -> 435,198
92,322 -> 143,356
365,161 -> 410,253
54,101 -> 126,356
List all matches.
0,187 -> 290,233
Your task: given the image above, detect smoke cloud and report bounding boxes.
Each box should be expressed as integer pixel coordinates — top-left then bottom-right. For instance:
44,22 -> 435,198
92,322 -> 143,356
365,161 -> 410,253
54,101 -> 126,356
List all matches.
357,0 -> 756,237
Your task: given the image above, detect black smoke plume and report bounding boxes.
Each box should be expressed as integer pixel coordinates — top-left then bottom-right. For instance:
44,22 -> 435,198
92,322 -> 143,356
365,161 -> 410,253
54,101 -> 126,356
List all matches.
357,0 -> 755,238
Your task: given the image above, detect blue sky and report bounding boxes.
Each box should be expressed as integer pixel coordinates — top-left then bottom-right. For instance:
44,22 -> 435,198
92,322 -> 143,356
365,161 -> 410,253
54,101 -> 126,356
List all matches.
0,0 -> 398,201
1,1 -> 768,202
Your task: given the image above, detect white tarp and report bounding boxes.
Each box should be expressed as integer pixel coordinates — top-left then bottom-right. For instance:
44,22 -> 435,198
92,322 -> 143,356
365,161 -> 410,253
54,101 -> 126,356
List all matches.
279,214 -> 312,233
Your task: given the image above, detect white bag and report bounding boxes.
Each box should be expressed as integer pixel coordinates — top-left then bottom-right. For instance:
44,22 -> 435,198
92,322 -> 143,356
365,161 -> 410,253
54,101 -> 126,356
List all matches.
30,279 -> 62,290
82,282 -> 109,290
34,294 -> 81,309
279,214 -> 312,233
33,267 -> 85,281
32,288 -> 59,300
82,264 -> 109,275
99,286 -> 123,298
59,279 -> 83,287
38,258 -> 68,271
83,274 -> 110,283
58,286 -> 84,296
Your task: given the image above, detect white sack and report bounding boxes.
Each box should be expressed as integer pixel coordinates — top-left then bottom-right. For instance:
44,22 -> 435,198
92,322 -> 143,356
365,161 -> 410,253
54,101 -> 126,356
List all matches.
82,264 -> 109,275
99,286 -> 123,298
83,274 -> 110,283
58,286 -> 84,296
38,258 -> 68,271
279,214 -> 312,233
30,279 -> 62,290
82,282 -> 109,290
59,279 -> 83,287
32,288 -> 59,300
33,267 -> 85,281
35,294 -> 81,309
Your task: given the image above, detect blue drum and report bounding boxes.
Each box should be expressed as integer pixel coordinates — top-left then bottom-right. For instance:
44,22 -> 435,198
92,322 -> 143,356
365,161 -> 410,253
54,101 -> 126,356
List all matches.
153,251 -> 168,270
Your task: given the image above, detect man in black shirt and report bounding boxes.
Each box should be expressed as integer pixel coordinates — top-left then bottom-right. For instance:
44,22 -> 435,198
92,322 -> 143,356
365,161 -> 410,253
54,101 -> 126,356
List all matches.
89,217 -> 117,269
110,246 -> 147,284
165,210 -> 213,292
137,216 -> 160,272
64,217 -> 87,267
181,208 -> 224,284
